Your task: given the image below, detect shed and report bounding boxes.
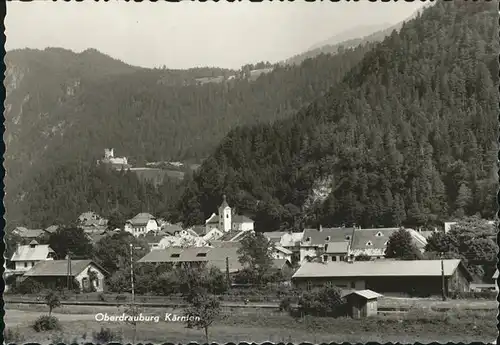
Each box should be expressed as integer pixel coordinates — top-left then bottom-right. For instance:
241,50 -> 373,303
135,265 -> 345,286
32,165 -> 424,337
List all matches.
342,289 -> 382,319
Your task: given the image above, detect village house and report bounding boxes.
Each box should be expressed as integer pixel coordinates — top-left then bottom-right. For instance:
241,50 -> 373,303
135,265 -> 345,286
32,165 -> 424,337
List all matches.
23,260 -> 109,293
78,211 -> 108,233
291,259 -> 472,296
156,229 -> 208,249
205,195 -> 255,233
299,226 -> 356,262
124,213 -> 159,237
10,240 -> 56,273
12,227 -> 49,242
322,241 -> 350,262
349,228 -> 427,260
272,246 -> 293,262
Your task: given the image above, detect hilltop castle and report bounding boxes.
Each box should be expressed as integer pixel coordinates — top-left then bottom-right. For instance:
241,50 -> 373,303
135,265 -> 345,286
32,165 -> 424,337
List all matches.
97,148 -> 131,170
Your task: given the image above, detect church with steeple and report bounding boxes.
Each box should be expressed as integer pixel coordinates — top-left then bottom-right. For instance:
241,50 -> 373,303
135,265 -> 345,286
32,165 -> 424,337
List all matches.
205,195 -> 255,233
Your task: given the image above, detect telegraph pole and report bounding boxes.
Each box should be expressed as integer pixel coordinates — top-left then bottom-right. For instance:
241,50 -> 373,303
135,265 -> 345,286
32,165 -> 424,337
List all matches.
225,256 -> 230,288
440,252 -> 446,301
129,244 -> 136,345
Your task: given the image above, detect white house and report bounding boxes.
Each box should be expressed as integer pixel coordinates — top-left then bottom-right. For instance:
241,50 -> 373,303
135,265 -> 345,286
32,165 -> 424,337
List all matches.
125,213 -> 159,237
10,240 -> 56,272
24,260 -> 108,292
300,226 -> 356,262
272,246 -> 293,262
205,195 -> 255,233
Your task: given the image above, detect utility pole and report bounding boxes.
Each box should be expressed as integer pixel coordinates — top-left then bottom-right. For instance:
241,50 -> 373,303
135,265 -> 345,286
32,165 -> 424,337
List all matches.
440,252 -> 446,301
67,251 -> 72,291
225,256 -> 230,288
129,243 -> 136,345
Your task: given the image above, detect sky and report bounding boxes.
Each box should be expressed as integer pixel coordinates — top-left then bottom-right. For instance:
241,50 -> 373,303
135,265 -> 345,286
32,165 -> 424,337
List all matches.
6,0 -> 427,70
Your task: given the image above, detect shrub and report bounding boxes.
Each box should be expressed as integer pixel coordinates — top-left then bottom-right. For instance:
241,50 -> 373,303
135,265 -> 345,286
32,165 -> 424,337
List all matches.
3,327 -> 25,344
33,315 -> 62,332
92,327 -> 122,344
297,286 -> 348,317
449,290 -> 497,300
12,278 -> 43,294
279,297 -> 292,312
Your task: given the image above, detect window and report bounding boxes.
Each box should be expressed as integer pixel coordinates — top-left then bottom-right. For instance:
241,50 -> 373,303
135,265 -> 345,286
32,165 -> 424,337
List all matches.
171,253 -> 180,258
366,241 -> 373,246
24,262 -> 27,268
376,232 -> 383,237
323,255 -> 328,262
31,261 -> 35,267
306,281 -> 312,291
350,281 -> 355,289
196,253 -> 207,257
95,279 -> 99,287
226,214 -> 229,218
340,256 -> 344,262
306,237 -> 311,242
325,236 -> 330,241
332,256 -> 337,261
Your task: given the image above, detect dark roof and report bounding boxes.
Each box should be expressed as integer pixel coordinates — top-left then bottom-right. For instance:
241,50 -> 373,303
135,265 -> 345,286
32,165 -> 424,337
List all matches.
232,215 -> 254,223
127,213 -> 156,226
302,227 -> 355,246
24,260 -> 109,277
162,224 -> 183,235
191,225 -> 206,236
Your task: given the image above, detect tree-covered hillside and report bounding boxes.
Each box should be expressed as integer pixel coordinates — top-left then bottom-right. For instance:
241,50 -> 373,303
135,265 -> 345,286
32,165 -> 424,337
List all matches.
177,1 -> 499,232
6,40 -> 378,228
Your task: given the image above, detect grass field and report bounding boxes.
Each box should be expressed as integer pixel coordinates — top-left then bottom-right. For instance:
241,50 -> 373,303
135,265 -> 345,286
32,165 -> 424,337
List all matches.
5,301 -> 497,344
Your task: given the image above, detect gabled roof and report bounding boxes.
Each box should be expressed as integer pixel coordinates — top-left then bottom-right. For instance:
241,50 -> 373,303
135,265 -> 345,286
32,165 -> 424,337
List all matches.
264,232 -> 287,242
275,246 -> 293,255
302,227 -> 355,246
45,225 -> 59,233
233,215 -> 254,223
13,227 -> 46,238
280,232 -> 304,247
325,241 -> 350,254
191,225 -> 206,236
218,230 -> 246,241
342,289 -> 382,300
206,214 -> 220,224
127,213 -> 156,226
24,260 -> 109,277
11,243 -> 55,262
162,223 -> 183,235
292,260 -> 471,281
139,246 -> 240,263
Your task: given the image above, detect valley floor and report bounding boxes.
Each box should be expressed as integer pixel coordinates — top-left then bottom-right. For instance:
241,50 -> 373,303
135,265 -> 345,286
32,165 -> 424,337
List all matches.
5,302 -> 497,344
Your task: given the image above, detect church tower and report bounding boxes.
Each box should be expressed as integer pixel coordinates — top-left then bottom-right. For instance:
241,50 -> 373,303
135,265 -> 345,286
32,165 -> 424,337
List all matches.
218,195 -> 232,232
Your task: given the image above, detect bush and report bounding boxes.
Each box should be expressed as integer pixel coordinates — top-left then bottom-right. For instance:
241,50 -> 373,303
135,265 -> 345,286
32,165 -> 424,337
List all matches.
449,290 -> 497,300
12,278 -> 43,294
33,315 -> 62,332
92,327 -> 122,343
297,286 -> 348,317
3,327 -> 25,344
279,297 -> 292,312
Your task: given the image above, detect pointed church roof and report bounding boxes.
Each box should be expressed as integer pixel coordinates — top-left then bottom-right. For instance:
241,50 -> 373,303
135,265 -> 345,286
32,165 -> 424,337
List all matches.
220,195 -> 230,209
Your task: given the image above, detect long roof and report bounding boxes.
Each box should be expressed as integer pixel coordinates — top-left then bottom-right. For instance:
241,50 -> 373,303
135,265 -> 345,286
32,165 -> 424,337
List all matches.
10,243 -> 55,262
302,227 -> 355,246
14,227 -> 46,238
138,246 -> 240,263
24,260 -> 109,277
292,259 -> 470,280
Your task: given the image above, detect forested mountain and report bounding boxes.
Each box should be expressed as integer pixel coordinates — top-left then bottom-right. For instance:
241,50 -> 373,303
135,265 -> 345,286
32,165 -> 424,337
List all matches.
177,1 -> 499,232
6,39 -> 380,228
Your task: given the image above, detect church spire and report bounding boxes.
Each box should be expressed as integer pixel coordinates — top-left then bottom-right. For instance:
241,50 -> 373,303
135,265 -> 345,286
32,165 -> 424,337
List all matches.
221,194 -> 229,208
